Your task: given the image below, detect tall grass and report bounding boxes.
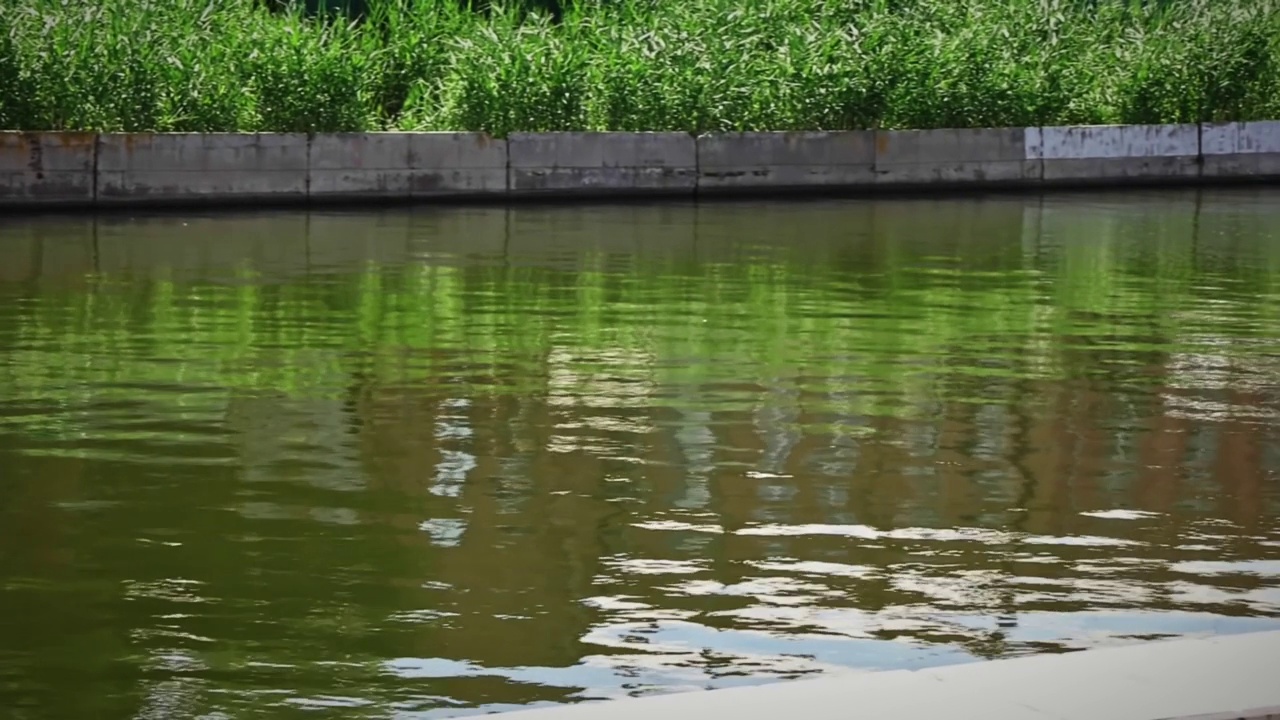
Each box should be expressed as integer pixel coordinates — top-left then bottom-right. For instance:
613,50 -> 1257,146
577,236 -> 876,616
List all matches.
1,0 -> 1278,134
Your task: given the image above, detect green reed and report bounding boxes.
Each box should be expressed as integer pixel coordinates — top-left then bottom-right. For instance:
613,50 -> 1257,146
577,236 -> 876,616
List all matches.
1,0 -> 1278,134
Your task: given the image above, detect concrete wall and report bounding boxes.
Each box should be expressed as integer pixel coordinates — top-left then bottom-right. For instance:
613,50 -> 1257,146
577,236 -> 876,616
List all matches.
873,128 -> 1039,186
97,133 -> 309,204
1040,124 -> 1200,183
0,132 -> 96,206
697,132 -> 874,193
308,132 -> 506,200
309,133 -> 412,200
1201,121 -> 1280,180
409,133 -> 507,197
508,132 -> 696,196
2,123 -> 1279,208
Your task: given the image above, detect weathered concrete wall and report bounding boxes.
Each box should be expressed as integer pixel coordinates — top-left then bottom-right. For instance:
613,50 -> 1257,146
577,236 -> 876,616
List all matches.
508,132 -> 696,196
1201,121 -> 1280,179
0,132 -> 96,206
408,133 -> 507,197
97,133 -> 309,204
5,123 -> 1280,209
1041,124 -> 1200,183
696,132 -> 875,192
309,133 -> 412,200
308,133 -> 506,200
873,128 -> 1039,186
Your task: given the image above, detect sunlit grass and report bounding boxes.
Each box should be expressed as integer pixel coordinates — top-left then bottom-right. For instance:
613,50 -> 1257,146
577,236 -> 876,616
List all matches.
1,0 -> 1278,134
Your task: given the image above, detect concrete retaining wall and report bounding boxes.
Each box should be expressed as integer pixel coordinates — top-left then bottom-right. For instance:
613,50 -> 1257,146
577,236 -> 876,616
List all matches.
1040,124 -> 1200,183
508,132 -> 696,196
873,128 -> 1039,185
308,132 -> 505,200
309,133 -> 412,200
409,133 -> 507,197
97,133 -> 309,204
697,132 -> 874,192
1201,121 -> 1280,179
0,132 -> 96,206
2,123 -> 1278,208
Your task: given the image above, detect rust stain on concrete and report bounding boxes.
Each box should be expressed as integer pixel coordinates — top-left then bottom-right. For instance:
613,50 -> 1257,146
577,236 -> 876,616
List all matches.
53,132 -> 96,150
120,133 -> 148,152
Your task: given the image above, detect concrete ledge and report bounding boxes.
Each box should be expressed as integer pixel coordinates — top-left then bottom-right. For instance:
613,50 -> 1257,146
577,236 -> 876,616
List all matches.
1041,124 -> 1200,183
490,630 -> 1280,720
0,131 -> 96,206
97,133 -> 308,204
1201,121 -> 1280,179
3,122 -> 1280,209
874,127 -> 1039,186
696,132 -> 875,193
1174,709 -> 1280,720
508,132 -> 696,197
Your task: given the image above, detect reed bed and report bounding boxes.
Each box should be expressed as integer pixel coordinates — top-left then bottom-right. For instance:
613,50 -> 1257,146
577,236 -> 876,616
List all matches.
1,0 -> 1277,135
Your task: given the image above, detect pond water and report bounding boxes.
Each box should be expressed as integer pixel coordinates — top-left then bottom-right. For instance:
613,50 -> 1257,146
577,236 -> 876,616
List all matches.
2,189 -> 1279,719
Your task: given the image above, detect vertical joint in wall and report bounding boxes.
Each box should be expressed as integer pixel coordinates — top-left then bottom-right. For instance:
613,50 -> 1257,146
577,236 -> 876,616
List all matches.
305,132 -> 314,203
91,133 -> 100,206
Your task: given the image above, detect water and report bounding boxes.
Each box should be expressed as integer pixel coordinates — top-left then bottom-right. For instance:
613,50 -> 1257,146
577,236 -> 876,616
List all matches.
1,189 -> 1279,719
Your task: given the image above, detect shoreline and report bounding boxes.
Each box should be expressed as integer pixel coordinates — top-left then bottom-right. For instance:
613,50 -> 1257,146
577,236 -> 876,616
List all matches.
3,123 -> 1278,210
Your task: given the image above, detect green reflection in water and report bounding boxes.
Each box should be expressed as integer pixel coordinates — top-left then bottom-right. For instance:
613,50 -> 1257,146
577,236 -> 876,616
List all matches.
0,190 -> 1279,719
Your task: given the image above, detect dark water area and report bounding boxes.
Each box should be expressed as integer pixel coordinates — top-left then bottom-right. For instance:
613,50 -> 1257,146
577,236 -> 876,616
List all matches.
1,190 -> 1279,719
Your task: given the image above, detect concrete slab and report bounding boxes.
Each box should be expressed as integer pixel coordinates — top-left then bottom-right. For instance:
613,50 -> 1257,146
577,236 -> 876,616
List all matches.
508,132 -> 696,196
914,636 -> 1277,720
96,133 -> 308,205
408,132 -> 507,197
1201,121 -> 1280,180
1041,124 -> 1200,183
309,132 -> 412,200
1201,122 -> 1244,157
1041,157 -> 1201,183
873,127 -> 1040,186
488,630 -> 1280,720
696,132 -> 875,192
1043,124 -> 1200,158
1236,120 -> 1280,154
0,131 -> 96,206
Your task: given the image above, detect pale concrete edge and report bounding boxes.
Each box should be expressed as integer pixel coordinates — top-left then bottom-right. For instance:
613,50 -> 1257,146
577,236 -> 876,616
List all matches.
3,124 -> 1280,208
1163,706 -> 1280,720
484,630 -> 1280,720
